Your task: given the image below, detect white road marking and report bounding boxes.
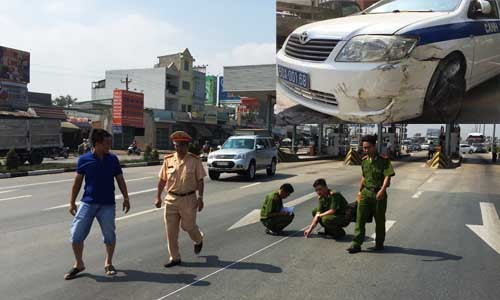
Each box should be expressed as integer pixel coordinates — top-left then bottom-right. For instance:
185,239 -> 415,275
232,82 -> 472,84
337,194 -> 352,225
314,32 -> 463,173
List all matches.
227,192 -> 316,231
466,202 -> 500,255
0,179 -> 73,190
0,190 -> 18,194
369,220 -> 397,242
116,208 -> 162,221
0,195 -> 33,202
127,176 -> 154,182
43,188 -> 157,211
411,191 -> 423,199
155,226 -> 309,300
240,182 -> 261,189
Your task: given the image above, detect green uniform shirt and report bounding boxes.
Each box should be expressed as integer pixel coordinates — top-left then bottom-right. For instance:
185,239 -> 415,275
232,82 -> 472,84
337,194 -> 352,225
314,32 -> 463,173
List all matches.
261,191 -> 283,219
361,154 -> 395,189
317,190 -> 348,215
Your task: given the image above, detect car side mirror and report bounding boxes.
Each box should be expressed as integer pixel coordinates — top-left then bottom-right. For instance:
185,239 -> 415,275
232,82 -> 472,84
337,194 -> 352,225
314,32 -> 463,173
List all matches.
470,0 -> 492,18
217,145 -> 222,150
256,144 -> 265,151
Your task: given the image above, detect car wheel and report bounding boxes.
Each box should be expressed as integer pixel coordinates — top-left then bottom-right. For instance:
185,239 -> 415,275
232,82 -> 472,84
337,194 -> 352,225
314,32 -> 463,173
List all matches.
29,150 -> 44,165
245,161 -> 256,181
469,150 -> 473,154
266,159 -> 277,176
424,53 -> 466,123
209,170 -> 220,180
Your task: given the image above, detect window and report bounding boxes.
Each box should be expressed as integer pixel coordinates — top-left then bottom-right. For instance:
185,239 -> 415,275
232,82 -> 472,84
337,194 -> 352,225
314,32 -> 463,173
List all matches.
184,61 -> 189,71
256,138 -> 266,149
182,104 -> 187,112
188,105 -> 192,112
182,81 -> 190,90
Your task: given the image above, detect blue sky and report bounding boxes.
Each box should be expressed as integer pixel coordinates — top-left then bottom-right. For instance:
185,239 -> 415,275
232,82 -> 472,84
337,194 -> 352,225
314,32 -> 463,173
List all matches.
1,0 -> 276,100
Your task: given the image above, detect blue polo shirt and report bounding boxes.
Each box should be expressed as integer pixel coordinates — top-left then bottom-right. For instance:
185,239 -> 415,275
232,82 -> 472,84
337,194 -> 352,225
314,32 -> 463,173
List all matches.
77,152 -> 123,205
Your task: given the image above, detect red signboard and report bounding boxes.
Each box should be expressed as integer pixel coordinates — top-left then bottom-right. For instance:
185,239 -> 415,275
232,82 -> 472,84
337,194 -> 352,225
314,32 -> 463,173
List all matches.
112,89 -> 144,128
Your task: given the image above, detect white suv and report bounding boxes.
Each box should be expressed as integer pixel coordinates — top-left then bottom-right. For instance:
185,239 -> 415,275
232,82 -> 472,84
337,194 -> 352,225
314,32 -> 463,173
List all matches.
277,0 -> 500,123
207,135 -> 278,180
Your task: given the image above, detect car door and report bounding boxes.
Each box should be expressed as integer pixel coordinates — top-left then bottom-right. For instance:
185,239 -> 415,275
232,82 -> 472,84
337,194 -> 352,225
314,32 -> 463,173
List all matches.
469,0 -> 500,86
264,138 -> 276,165
255,138 -> 267,169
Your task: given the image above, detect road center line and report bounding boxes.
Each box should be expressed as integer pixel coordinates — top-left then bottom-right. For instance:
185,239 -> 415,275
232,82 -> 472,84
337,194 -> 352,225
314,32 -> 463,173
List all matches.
0,179 -> 74,190
0,189 -> 18,194
43,188 -> 157,211
411,191 -> 423,199
240,182 -> 261,189
116,208 -> 162,221
0,195 -> 33,202
155,226 -> 309,300
127,176 -> 154,182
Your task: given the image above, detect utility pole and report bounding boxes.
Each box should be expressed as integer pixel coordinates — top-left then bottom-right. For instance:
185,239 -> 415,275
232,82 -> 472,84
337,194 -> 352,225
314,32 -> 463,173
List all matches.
121,74 -> 132,91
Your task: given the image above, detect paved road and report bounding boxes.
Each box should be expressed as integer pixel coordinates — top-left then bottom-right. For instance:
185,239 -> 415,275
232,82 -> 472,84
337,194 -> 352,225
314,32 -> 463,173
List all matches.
0,152 -> 499,300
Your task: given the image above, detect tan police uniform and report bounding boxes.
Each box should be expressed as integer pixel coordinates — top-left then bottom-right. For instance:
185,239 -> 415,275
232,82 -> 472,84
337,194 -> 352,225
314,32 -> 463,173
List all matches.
158,133 -> 206,261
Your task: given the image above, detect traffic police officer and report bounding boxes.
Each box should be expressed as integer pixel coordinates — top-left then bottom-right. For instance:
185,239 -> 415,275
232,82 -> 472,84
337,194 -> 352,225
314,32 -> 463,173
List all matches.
260,183 -> 295,235
304,179 -> 349,239
155,131 -> 206,267
348,135 -> 395,254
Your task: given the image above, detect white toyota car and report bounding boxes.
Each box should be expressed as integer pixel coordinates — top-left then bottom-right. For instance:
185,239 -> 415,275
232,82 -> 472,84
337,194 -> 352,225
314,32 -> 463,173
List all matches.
277,0 -> 500,123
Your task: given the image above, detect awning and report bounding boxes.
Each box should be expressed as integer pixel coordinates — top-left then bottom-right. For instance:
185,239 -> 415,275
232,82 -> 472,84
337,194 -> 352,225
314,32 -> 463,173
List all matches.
192,124 -> 213,137
61,121 -> 80,130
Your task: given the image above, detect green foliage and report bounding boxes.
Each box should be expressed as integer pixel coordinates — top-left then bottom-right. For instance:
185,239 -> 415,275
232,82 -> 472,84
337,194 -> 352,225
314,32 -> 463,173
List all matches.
151,149 -> 160,161
6,148 -> 20,170
52,95 -> 77,108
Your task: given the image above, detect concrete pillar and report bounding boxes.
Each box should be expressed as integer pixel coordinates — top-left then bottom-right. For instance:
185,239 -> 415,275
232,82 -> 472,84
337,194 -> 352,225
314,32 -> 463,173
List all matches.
445,123 -> 452,157
377,123 -> 383,153
493,124 -> 497,162
266,95 -> 274,133
318,124 -> 323,155
292,125 -> 297,154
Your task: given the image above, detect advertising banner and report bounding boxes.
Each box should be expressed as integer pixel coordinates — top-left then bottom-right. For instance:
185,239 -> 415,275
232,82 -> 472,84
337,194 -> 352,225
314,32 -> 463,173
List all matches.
0,46 -> 30,83
112,89 -> 144,128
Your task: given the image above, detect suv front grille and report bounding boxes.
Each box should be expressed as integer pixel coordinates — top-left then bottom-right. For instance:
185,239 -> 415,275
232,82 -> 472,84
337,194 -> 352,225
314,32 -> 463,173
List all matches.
215,155 -> 235,159
282,81 -> 338,106
213,161 -> 235,169
285,34 -> 339,62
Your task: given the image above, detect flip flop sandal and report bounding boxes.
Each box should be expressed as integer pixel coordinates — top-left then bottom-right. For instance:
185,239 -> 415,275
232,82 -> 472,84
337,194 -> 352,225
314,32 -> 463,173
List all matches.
64,267 -> 85,280
104,265 -> 117,276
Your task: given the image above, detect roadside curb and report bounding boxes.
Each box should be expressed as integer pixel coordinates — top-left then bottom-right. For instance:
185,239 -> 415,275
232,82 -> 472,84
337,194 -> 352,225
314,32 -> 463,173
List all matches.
0,160 -> 163,179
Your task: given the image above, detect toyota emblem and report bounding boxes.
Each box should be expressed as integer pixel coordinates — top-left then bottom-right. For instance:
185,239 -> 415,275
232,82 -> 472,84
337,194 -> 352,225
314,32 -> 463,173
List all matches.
299,31 -> 309,44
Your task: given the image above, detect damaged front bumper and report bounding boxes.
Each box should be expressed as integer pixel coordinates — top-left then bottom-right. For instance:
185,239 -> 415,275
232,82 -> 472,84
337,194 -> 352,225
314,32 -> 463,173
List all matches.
276,49 -> 440,124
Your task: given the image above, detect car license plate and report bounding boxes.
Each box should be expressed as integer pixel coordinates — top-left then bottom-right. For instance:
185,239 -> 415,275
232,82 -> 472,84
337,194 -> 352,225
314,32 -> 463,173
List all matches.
217,161 -> 230,166
278,65 -> 309,89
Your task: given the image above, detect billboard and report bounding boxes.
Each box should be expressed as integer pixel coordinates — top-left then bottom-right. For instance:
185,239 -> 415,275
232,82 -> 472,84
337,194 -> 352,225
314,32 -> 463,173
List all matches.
112,89 -> 144,128
218,76 -> 240,104
0,46 -> 30,83
206,75 -> 217,105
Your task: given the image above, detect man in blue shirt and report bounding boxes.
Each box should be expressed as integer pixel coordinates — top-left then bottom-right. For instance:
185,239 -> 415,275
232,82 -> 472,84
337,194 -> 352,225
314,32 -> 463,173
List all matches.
64,129 -> 131,280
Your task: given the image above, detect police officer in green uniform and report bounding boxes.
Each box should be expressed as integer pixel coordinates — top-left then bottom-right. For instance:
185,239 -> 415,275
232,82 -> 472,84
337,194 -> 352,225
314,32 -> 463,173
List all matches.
260,183 -> 295,235
347,135 -> 395,254
304,179 -> 348,239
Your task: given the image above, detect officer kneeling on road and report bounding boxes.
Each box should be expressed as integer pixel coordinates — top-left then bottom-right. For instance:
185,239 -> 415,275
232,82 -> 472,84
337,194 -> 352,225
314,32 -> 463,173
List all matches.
260,183 -> 295,236
347,134 -> 395,254
304,179 -> 348,239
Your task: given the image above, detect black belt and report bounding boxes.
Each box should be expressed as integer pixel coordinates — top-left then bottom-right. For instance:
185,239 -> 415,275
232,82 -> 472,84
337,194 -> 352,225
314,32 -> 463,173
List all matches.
168,191 -> 196,197
364,187 -> 381,193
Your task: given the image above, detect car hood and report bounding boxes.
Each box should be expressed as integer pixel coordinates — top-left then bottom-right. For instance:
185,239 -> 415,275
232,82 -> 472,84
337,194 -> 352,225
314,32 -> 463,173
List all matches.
211,148 -> 253,155
292,12 -> 449,40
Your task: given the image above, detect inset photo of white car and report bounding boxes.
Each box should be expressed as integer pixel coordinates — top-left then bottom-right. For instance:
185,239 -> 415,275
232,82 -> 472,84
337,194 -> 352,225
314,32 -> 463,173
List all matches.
277,0 -> 500,124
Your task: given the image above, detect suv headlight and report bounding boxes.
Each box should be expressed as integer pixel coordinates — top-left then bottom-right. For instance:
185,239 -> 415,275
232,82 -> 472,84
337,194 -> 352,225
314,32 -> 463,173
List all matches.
208,153 -> 215,160
234,153 -> 247,160
336,35 -> 418,62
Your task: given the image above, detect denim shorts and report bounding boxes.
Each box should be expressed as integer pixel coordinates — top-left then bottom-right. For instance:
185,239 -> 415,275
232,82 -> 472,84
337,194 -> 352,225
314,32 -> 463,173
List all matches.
70,202 -> 116,244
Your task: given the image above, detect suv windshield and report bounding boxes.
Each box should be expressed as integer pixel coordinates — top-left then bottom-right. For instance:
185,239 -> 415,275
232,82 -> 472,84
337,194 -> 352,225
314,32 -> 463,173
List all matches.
365,0 -> 461,13
222,138 -> 255,150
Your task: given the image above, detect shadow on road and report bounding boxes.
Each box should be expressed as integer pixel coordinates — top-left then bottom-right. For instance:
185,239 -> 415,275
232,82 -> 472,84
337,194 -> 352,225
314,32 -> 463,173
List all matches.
369,246 -> 463,262
84,270 -> 210,286
181,255 -> 282,273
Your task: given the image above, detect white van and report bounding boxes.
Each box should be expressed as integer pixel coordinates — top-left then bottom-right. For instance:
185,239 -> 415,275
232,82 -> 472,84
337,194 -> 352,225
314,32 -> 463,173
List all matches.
277,0 -> 500,123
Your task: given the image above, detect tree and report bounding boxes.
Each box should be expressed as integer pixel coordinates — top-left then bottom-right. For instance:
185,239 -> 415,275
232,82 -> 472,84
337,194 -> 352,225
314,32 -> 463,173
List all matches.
6,148 -> 20,170
52,95 -> 77,108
